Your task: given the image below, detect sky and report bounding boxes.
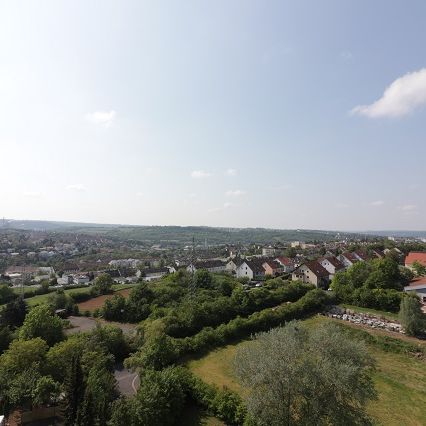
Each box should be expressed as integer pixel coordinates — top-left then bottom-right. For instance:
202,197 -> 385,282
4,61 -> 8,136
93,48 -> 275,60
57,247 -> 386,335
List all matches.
1,1 -> 426,231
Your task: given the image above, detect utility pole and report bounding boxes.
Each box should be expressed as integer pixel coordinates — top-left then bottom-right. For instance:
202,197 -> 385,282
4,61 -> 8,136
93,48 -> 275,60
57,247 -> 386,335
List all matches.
189,236 -> 197,296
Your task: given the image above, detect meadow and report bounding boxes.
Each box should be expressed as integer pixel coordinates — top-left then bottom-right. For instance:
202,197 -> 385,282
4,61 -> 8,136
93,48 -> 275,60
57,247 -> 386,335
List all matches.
188,315 -> 426,426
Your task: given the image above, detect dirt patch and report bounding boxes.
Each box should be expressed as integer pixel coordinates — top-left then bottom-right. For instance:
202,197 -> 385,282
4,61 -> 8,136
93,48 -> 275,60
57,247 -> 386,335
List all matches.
77,288 -> 132,312
66,315 -> 137,335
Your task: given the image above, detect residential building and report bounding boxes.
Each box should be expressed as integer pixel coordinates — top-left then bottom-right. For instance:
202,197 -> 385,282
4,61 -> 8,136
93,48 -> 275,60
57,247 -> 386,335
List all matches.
292,261 -> 329,288
138,267 -> 169,281
338,252 -> 360,268
262,246 -> 276,257
405,252 -> 426,270
236,259 -> 266,280
262,260 -> 283,277
274,256 -> 295,273
187,259 -> 227,274
319,256 -> 345,279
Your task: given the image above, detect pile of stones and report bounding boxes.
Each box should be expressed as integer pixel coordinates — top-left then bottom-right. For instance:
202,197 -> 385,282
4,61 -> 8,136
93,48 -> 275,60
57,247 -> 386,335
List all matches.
324,305 -> 403,333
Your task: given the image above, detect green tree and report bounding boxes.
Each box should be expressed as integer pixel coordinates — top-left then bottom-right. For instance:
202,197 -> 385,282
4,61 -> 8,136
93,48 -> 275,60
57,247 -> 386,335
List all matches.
194,269 -> 213,289
411,261 -> 426,276
0,284 -> 16,305
0,325 -> 12,354
0,297 -> 27,328
32,376 -> 61,407
62,355 -> 85,426
399,295 -> 425,336
91,273 -> 113,296
234,321 -> 376,426
19,304 -> 64,346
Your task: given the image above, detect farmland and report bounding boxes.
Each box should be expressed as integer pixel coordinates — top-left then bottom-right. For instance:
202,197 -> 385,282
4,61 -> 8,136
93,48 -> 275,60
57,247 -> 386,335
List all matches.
187,315 -> 426,426
77,287 -> 132,312
22,283 -> 134,307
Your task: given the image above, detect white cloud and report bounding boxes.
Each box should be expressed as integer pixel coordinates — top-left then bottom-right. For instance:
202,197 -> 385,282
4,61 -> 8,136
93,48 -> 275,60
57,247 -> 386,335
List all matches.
225,190 -> 247,197
335,202 -> 349,208
136,192 -> 144,197
208,202 -> 234,213
188,193 -> 197,198
399,204 -> 417,211
191,170 -> 211,179
272,184 -> 293,191
66,184 -> 87,192
85,110 -> 116,127
370,200 -> 384,207
351,68 -> 426,118
225,168 -> 237,176
23,191 -> 42,198
340,51 -> 353,61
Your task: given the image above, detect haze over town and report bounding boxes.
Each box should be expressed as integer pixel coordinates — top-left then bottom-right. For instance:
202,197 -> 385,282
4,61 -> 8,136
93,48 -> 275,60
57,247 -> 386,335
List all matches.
1,1 -> 426,231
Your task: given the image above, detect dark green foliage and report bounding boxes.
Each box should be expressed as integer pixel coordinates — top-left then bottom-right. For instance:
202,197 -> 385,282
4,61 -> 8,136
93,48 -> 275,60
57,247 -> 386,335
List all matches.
126,289 -> 333,369
0,325 -> 12,354
47,289 -> 78,315
0,297 -> 27,328
62,355 -> 85,426
91,273 -> 114,296
0,284 -> 16,305
399,294 -> 426,336
331,258 -> 408,311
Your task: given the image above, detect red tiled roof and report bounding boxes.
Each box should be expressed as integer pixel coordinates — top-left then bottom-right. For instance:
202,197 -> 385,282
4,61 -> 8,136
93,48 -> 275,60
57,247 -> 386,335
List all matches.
406,277 -> 426,288
405,252 -> 426,267
305,261 -> 329,278
324,256 -> 345,269
342,252 -> 359,263
275,256 -> 293,266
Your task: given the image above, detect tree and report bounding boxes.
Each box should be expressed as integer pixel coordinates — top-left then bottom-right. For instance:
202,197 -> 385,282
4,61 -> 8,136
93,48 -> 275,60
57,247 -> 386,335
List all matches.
0,325 -> 12,354
234,321 -> 376,426
411,261 -> 426,277
32,376 -> 61,407
62,355 -> 85,426
0,284 -> 16,305
19,304 -> 64,346
194,269 -> 213,289
399,295 -> 425,336
91,273 -> 113,296
0,298 -> 27,328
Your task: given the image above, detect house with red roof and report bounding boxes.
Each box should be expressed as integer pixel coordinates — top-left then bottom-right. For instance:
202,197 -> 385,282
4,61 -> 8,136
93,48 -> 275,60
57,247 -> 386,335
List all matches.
292,261 -> 329,288
262,260 -> 283,277
319,256 -> 345,279
405,252 -> 426,269
274,256 -> 295,273
338,252 -> 360,268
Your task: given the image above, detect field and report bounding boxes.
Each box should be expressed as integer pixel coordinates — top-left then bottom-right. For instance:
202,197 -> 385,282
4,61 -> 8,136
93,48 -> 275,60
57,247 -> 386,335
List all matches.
77,287 -> 132,312
187,316 -> 426,426
23,283 -> 134,307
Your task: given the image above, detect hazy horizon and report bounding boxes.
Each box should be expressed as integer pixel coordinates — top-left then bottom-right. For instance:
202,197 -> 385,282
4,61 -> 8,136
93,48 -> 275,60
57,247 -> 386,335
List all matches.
2,1 -> 426,230
3,217 -> 426,235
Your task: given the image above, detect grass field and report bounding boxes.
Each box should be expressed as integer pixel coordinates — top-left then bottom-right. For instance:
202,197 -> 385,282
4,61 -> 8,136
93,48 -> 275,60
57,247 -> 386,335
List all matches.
188,316 -> 426,426
24,283 -> 135,307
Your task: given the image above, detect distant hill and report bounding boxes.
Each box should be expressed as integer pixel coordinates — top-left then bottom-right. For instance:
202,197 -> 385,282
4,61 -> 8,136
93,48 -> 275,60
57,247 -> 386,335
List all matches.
1,219 -> 376,245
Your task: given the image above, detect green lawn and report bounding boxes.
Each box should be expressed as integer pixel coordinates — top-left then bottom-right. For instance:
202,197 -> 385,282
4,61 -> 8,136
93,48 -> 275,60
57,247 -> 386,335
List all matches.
340,304 -> 399,321
24,283 -> 135,307
187,316 -> 426,426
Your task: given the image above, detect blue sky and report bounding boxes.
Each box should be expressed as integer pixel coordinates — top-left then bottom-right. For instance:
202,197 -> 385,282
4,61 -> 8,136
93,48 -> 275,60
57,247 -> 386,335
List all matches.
1,1 -> 425,230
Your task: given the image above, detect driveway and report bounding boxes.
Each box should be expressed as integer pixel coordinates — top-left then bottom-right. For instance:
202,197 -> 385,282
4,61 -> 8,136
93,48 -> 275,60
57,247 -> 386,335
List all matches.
114,364 -> 140,396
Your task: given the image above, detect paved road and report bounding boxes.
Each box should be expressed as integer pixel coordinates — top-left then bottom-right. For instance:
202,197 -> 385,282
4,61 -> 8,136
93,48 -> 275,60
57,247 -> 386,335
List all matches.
114,364 -> 140,396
